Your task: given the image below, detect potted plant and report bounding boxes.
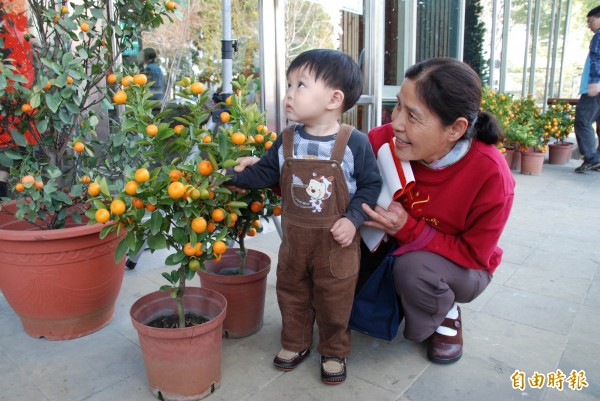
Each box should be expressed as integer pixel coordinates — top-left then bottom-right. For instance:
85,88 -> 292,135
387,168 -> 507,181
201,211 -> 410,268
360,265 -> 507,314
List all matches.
518,122 -> 547,176
542,100 -> 576,164
0,0 -> 174,340
199,74 -> 280,338
86,70 -> 279,398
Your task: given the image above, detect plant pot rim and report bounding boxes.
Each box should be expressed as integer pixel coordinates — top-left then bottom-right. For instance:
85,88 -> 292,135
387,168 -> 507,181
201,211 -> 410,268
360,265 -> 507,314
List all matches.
548,142 -> 574,147
130,287 -> 227,337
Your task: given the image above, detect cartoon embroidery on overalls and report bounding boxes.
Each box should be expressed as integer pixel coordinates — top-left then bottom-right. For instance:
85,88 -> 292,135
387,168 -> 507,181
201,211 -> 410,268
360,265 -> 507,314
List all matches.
290,173 -> 335,212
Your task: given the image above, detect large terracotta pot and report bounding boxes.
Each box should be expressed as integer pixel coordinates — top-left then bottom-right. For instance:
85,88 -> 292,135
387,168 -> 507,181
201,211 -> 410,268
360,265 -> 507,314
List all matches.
199,248 -> 271,338
548,142 -> 574,165
0,204 -> 125,340
130,287 -> 226,401
520,150 -> 545,175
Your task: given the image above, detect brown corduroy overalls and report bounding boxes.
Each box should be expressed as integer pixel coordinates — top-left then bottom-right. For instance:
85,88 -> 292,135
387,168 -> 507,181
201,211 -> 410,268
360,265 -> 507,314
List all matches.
276,124 -> 360,358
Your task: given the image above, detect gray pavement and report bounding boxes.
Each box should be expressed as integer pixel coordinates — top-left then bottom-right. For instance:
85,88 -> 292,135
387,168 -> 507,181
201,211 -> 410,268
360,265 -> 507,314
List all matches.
1,157 -> 599,401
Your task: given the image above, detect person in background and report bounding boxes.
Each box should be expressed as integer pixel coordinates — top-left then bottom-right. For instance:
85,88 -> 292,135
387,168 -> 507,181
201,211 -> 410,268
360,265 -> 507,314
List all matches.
227,49 -> 381,384
574,6 -> 600,173
142,47 -> 166,102
362,57 -> 515,364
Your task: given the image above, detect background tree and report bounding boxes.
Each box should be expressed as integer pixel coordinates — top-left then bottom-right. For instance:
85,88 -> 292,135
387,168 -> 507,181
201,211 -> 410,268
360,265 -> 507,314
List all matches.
284,0 -> 334,65
464,0 -> 489,82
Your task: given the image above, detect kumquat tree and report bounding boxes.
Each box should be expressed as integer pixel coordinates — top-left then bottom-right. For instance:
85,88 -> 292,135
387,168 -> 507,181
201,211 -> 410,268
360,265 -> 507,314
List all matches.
86,73 -> 280,327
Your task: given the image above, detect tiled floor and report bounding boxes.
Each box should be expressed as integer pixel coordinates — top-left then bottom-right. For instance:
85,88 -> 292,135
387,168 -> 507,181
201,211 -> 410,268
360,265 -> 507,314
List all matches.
1,158 -> 599,401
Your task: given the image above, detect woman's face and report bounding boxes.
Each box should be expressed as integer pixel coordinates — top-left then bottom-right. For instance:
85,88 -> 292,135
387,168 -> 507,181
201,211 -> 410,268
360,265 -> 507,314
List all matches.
391,79 -> 461,163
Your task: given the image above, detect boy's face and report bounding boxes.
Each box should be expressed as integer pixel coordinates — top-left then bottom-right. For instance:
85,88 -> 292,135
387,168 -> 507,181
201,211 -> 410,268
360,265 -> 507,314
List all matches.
284,67 -> 339,125
588,15 -> 600,33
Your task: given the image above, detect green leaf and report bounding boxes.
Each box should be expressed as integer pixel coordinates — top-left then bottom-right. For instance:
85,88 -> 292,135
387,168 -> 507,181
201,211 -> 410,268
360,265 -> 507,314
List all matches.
30,93 -> 41,108
10,130 -> 27,147
101,98 -> 114,110
148,233 -> 167,249
121,118 -> 138,131
150,211 -> 163,235
70,184 -> 83,197
59,109 -> 72,124
115,239 -> 129,263
71,209 -> 82,224
36,118 -> 49,134
46,165 -> 62,178
2,149 -> 23,160
52,191 -> 73,204
161,272 -> 175,284
172,226 -> 187,245
77,47 -> 88,59
0,152 -> 13,168
45,92 -> 62,113
100,225 -> 112,239
64,101 -> 80,114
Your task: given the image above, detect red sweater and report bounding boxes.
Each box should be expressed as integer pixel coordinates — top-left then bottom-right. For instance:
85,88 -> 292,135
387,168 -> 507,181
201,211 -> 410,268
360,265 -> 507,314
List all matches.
369,124 -> 515,274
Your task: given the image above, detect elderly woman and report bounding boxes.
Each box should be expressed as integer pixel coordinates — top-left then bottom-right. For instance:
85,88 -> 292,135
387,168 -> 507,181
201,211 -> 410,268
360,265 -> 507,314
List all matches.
362,58 -> 515,364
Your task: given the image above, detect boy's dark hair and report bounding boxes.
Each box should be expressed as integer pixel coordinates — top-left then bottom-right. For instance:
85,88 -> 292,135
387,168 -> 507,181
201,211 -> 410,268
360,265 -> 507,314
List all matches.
287,49 -> 363,112
588,6 -> 600,18
143,48 -> 157,62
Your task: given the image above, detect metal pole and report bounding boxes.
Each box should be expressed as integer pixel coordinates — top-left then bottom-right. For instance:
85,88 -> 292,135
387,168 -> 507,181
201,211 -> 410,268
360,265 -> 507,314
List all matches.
499,0 -> 511,93
222,0 -> 233,94
106,0 -> 122,120
522,0 -> 533,96
543,0 -> 558,108
558,0 -> 572,97
489,0 -> 498,88
528,0 -> 542,96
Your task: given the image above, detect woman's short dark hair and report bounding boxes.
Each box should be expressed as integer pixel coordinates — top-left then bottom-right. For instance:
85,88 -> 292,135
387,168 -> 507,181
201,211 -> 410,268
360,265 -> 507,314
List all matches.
287,49 -> 363,112
404,57 -> 502,145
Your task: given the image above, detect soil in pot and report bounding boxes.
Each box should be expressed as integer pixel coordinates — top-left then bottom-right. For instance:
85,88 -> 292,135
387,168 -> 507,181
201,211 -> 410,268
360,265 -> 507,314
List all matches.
147,313 -> 210,329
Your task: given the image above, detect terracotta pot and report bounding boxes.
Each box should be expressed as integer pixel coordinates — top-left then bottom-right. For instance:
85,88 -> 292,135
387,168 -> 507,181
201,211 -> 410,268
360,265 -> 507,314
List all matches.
0,203 -> 125,340
511,148 -> 522,170
130,287 -> 226,401
548,142 -> 574,165
199,248 -> 271,338
520,150 -> 545,175
503,147 -> 515,168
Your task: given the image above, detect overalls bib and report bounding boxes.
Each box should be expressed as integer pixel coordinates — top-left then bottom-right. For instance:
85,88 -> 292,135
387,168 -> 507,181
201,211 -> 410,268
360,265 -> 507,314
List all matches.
276,124 -> 360,358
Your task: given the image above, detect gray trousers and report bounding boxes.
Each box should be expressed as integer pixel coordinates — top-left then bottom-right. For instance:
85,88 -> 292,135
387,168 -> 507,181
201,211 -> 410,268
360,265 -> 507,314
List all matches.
392,251 -> 492,343
574,94 -> 600,162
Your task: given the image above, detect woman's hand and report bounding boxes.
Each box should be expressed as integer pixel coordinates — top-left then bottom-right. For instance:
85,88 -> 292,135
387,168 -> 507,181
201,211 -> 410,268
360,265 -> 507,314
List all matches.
361,201 -> 408,236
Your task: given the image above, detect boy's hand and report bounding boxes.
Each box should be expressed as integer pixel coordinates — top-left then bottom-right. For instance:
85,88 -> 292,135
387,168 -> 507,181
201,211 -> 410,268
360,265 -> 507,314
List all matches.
330,217 -> 356,247
234,156 -> 260,172
588,83 -> 599,97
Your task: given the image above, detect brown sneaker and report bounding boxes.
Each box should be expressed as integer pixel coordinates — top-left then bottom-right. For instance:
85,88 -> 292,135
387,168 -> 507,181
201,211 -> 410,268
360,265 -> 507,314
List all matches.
273,348 -> 310,371
427,306 -> 463,364
320,356 -> 347,384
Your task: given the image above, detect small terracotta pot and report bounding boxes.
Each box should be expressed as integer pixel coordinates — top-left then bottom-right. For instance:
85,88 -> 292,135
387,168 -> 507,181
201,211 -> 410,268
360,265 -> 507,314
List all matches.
130,287 -> 227,401
511,149 -> 522,170
548,142 -> 574,165
199,248 -> 271,338
520,151 -> 545,175
0,202 -> 125,340
503,147 -> 515,168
